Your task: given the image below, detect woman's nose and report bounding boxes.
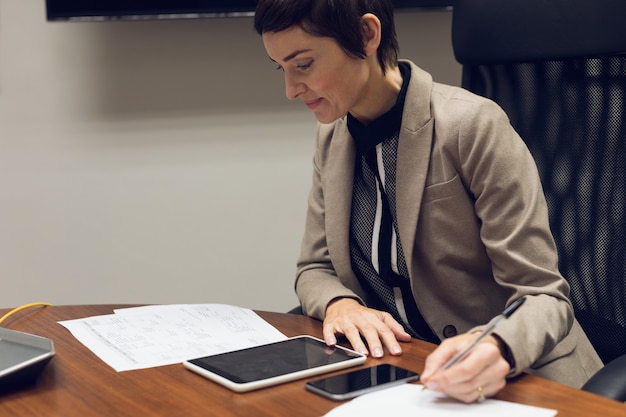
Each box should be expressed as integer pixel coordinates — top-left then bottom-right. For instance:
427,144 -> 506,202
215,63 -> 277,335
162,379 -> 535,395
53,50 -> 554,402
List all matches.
285,73 -> 305,100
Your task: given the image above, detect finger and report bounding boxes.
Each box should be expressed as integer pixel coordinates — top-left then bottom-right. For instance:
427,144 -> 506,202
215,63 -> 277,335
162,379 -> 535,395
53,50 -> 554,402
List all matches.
428,344 -> 508,401
356,321 -> 386,358
442,366 -> 506,403
452,383 -> 488,404
428,368 -> 488,403
380,312 -> 412,341
322,323 -> 338,347
379,313 -> 409,355
421,337 -> 468,381
432,342 -> 496,386
323,303 -> 406,357
341,324 -> 370,356
331,314 -> 390,357
322,318 -> 370,355
353,311 -> 408,357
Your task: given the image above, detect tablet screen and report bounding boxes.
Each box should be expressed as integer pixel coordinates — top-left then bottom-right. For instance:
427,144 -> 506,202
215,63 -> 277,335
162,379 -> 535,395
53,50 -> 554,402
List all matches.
184,335 -> 366,391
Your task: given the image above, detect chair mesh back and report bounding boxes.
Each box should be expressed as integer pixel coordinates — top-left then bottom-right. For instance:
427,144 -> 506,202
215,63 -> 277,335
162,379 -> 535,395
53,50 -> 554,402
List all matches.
462,56 -> 626,364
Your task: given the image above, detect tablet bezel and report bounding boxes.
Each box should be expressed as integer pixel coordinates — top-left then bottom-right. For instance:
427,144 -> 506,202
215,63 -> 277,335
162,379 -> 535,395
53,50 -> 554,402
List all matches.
0,328 -> 55,390
183,335 -> 366,392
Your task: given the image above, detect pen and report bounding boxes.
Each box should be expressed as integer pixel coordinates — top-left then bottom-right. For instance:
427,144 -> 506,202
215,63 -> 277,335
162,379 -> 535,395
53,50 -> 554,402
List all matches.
422,296 -> 526,387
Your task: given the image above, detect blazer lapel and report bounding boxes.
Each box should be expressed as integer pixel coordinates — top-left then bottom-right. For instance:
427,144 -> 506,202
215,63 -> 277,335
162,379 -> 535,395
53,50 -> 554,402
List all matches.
396,61 -> 435,279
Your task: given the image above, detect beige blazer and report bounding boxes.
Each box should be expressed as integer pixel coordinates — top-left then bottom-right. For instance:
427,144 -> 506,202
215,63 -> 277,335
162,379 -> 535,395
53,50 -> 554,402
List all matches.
295,60 -> 602,387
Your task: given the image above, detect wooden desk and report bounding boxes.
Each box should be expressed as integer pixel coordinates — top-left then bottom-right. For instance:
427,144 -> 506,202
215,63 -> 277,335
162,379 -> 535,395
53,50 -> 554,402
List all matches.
1,305 -> 625,416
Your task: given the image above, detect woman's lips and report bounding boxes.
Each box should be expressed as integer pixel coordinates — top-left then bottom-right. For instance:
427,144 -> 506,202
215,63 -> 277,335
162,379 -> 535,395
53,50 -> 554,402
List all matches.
304,98 -> 322,110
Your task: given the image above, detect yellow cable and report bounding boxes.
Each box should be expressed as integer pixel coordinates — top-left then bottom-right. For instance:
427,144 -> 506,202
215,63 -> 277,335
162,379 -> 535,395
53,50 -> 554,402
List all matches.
0,302 -> 52,325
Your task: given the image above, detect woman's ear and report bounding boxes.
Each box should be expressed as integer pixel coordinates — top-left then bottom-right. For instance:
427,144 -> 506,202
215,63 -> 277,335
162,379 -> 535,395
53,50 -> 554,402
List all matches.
361,13 -> 382,57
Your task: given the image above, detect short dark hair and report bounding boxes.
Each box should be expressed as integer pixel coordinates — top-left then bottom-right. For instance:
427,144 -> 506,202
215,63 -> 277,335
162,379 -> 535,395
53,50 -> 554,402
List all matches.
254,0 -> 399,74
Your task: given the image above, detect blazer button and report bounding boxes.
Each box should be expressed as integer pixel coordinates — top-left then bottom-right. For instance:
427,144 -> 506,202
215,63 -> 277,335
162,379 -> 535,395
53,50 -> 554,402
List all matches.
443,325 -> 457,338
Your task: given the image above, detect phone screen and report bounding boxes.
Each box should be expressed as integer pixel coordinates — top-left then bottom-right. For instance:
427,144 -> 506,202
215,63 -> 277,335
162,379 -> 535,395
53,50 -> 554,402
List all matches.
305,364 -> 419,400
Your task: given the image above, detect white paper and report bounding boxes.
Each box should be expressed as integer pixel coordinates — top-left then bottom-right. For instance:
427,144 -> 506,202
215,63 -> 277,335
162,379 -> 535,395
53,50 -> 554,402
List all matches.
58,304 -> 287,372
324,384 -> 557,417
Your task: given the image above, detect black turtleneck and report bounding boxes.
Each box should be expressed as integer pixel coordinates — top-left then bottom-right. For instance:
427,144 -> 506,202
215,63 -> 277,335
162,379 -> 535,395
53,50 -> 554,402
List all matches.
347,62 -> 410,155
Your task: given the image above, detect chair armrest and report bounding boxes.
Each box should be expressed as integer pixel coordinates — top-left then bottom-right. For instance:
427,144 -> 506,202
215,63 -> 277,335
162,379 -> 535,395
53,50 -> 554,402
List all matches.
581,354 -> 626,402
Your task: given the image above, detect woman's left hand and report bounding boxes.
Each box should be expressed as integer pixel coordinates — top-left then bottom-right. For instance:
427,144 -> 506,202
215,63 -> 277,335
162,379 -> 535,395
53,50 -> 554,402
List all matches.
419,333 -> 510,403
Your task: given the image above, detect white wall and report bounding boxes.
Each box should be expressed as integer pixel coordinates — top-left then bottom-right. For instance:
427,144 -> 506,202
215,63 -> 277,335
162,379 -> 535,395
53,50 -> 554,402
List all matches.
0,1 -> 460,312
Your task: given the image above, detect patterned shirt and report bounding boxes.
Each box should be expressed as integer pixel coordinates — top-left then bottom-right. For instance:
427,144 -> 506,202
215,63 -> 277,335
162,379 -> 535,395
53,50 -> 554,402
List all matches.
347,63 -> 438,343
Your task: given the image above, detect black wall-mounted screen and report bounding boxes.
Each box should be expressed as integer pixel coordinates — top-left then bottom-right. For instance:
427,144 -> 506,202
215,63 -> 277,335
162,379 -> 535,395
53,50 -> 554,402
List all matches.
46,1 -> 453,22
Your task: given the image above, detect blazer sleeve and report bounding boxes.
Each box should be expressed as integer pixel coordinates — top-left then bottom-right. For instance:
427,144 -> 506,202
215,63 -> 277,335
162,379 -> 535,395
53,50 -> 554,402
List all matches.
451,94 -> 576,374
294,123 -> 368,320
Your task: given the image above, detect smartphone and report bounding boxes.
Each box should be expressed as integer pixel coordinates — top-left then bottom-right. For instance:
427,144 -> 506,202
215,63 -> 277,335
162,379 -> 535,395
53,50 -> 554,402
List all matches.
305,364 -> 419,401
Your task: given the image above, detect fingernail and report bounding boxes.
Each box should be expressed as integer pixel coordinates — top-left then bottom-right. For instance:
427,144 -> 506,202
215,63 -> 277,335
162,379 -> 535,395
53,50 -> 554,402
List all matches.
391,345 -> 402,355
373,347 -> 383,358
427,381 -> 440,390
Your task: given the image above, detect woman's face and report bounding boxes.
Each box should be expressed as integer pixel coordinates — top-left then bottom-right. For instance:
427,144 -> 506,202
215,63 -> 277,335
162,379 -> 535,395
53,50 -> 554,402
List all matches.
262,26 -> 372,124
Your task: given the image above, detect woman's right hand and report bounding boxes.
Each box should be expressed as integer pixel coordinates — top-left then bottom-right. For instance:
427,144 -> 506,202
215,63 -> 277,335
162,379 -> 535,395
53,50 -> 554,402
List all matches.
322,298 -> 412,358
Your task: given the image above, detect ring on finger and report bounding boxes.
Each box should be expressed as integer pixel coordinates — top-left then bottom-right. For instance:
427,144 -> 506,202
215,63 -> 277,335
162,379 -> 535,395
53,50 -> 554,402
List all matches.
476,386 -> 486,403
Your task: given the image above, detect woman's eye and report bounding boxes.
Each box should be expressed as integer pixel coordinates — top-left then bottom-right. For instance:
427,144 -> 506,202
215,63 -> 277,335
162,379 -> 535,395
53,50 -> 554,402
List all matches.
273,60 -> 311,72
296,61 -> 313,70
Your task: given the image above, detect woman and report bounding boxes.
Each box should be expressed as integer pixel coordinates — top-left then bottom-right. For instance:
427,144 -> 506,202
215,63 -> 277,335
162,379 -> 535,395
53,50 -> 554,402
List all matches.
254,0 -> 602,403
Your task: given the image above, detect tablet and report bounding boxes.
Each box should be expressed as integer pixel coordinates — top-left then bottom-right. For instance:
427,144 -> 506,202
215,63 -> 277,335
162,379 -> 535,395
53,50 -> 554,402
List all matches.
183,335 -> 366,392
0,328 -> 55,391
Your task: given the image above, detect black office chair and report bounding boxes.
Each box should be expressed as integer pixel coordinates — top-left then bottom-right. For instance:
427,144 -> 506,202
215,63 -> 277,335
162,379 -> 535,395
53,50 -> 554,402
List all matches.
451,0 -> 626,401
